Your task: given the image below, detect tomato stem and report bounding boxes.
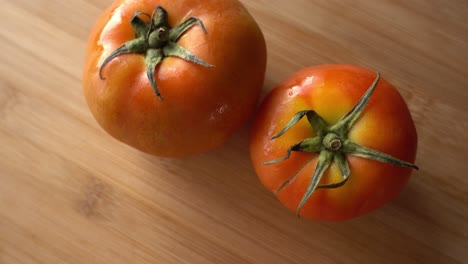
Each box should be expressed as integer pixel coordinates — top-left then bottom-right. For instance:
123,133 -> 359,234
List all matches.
323,133 -> 342,151
264,72 -> 419,217
99,6 -> 214,100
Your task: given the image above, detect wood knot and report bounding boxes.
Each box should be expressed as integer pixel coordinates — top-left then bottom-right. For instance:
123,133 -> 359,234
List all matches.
78,177 -> 114,219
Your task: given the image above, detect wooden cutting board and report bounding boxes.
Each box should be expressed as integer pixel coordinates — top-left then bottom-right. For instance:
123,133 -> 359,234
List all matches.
1,0 -> 467,263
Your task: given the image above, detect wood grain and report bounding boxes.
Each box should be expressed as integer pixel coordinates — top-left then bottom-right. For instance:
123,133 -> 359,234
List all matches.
1,0 -> 467,263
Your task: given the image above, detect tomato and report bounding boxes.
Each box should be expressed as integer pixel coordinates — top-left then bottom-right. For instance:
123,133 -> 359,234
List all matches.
83,0 -> 266,157
250,65 -> 418,221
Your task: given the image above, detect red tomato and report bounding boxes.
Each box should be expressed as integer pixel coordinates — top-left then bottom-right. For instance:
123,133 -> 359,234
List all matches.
250,65 -> 418,221
83,0 -> 266,157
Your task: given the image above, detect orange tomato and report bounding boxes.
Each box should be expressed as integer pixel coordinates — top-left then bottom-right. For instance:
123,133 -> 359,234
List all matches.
250,65 -> 418,221
83,0 -> 266,157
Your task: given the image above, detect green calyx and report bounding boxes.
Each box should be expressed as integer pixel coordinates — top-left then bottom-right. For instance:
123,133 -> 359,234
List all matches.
264,73 -> 419,217
99,6 -> 214,100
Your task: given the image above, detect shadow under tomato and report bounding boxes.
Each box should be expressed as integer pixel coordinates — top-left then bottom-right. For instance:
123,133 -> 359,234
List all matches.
318,169 -> 453,264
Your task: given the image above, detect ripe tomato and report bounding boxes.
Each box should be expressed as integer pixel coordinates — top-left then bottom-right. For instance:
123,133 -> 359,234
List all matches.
83,0 -> 266,157
250,65 -> 418,221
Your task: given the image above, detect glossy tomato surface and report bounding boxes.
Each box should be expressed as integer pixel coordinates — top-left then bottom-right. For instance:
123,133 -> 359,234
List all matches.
83,0 -> 266,157
250,65 -> 418,221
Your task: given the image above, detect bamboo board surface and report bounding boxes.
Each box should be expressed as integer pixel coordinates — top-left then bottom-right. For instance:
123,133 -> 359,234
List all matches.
1,0 -> 467,263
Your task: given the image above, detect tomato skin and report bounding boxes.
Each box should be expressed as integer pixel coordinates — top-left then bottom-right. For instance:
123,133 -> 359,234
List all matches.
250,65 -> 417,221
83,0 -> 266,157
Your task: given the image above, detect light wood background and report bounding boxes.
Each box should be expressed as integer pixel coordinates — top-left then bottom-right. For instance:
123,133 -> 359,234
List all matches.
1,0 -> 467,263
